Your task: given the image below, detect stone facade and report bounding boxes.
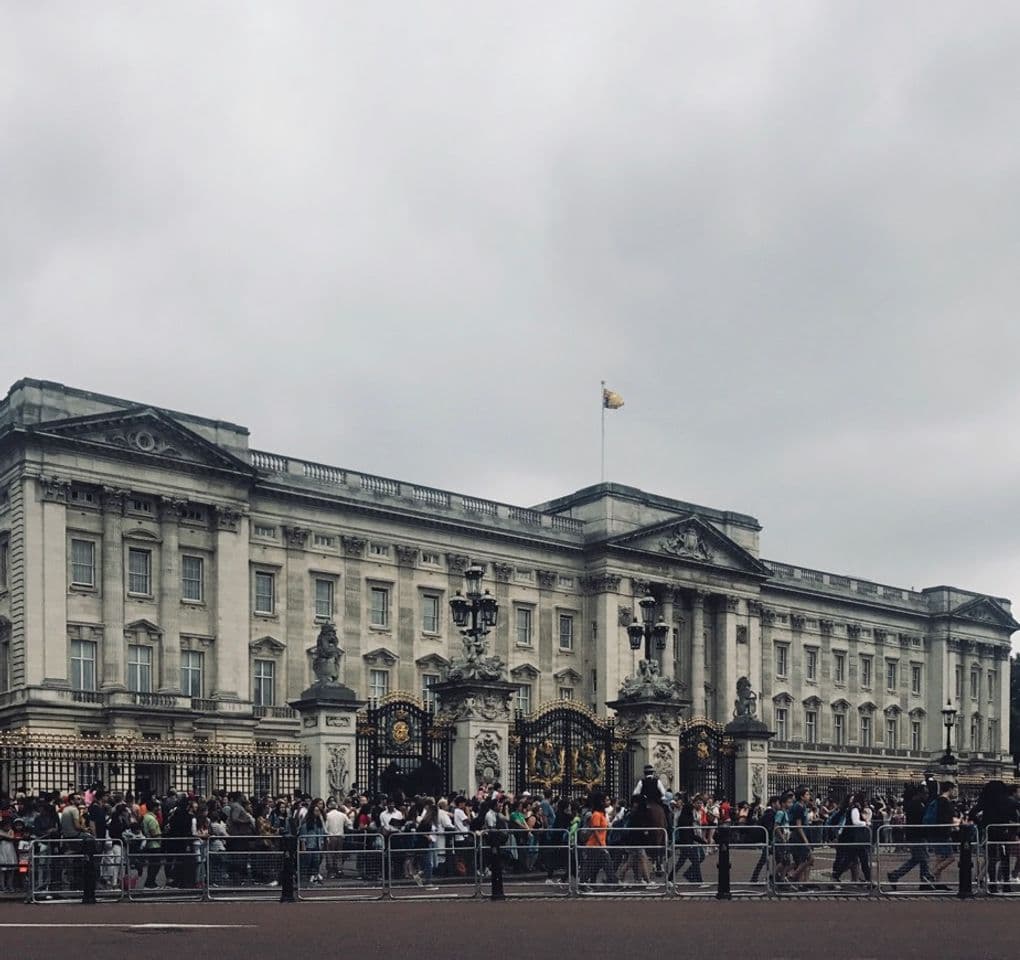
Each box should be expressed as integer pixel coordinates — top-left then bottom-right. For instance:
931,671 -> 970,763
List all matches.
0,378 -> 1014,781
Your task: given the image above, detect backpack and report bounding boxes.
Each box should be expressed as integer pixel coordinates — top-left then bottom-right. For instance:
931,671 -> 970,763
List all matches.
824,809 -> 846,842
922,799 -> 939,826
577,811 -> 594,844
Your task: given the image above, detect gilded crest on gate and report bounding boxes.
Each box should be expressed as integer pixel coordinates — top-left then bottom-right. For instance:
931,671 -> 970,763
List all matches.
527,738 -> 564,789
696,740 -> 711,762
571,741 -> 605,791
388,708 -> 413,746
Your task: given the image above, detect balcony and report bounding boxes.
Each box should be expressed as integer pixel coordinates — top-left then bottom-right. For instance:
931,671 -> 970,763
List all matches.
253,705 -> 297,720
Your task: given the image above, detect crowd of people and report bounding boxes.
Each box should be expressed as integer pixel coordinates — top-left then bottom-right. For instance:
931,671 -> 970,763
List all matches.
1,767 -> 1018,896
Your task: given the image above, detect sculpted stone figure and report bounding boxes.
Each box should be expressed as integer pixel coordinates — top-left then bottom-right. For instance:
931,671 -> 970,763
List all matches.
447,632 -> 506,683
733,676 -> 758,718
618,657 -> 686,703
312,622 -> 344,684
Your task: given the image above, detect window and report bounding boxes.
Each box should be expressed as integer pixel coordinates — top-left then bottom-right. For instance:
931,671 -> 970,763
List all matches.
130,497 -> 153,514
369,669 -> 390,700
805,649 -> 817,681
313,533 -> 335,548
833,652 -> 846,685
774,644 -> 788,678
860,715 -> 873,747
833,712 -> 846,746
559,614 -> 574,651
181,650 -> 204,697
911,720 -> 922,752
127,548 -> 152,595
860,655 -> 873,689
314,578 -> 334,619
885,716 -> 898,749
970,718 -> 981,751
127,644 -> 152,693
910,664 -> 922,696
422,594 -> 440,633
422,673 -> 441,711
988,671 -> 997,703
970,669 -> 979,701
774,707 -> 788,740
559,686 -> 574,700
558,576 -> 574,588
0,537 -> 7,590
370,543 -> 389,557
516,607 -> 533,646
369,587 -> 389,627
885,659 -> 898,692
955,665 -> 963,700
516,568 -> 533,583
254,572 -> 275,614
253,659 -> 275,707
71,539 -> 96,587
181,506 -> 206,523
421,552 -> 440,566
70,486 -> 96,506
181,556 -> 204,602
254,525 -> 276,539
989,719 -> 998,750
516,683 -> 532,715
804,710 -> 817,743
70,639 -> 97,691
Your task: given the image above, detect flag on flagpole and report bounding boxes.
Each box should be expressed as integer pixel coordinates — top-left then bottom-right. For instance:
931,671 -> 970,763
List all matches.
602,387 -> 624,409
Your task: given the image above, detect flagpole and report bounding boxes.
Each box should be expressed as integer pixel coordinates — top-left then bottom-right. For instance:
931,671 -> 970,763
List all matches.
600,380 -> 606,484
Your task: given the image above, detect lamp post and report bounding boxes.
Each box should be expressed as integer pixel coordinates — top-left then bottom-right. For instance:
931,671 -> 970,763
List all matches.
940,699 -> 958,768
449,565 -> 498,656
626,593 -> 670,665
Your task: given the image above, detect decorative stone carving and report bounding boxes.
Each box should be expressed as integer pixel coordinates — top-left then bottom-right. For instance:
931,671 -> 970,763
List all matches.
536,569 -> 557,590
746,599 -> 763,616
614,708 -> 685,737
652,741 -> 676,788
474,733 -> 502,785
311,622 -> 344,684
341,536 -> 366,558
325,715 -> 352,728
101,486 -> 129,513
581,574 -> 622,594
445,553 -> 471,573
394,544 -> 419,566
760,607 -> 777,626
327,745 -> 349,797
847,623 -> 862,638
302,715 -> 318,728
39,477 -> 70,503
735,625 -> 748,644
283,525 -> 310,548
874,629 -> 888,643
631,579 -> 653,597
104,427 -> 183,457
819,619 -> 834,634
618,605 -> 634,627
215,506 -> 243,531
723,595 -> 740,613
492,562 -> 514,583
159,497 -> 187,521
617,658 -> 687,704
752,764 -> 765,799
436,686 -> 515,723
790,614 -> 805,630
659,525 -> 713,562
734,676 -> 758,719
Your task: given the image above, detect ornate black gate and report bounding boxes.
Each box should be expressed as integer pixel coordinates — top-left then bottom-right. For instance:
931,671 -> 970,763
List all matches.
677,720 -> 736,800
512,701 -> 625,799
356,694 -> 452,799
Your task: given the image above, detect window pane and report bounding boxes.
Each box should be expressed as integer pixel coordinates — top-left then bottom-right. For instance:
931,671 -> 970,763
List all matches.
886,661 -> 897,691
128,644 -> 152,693
254,659 -> 275,706
182,556 -> 204,602
315,579 -> 334,619
516,608 -> 532,646
559,615 -> 573,650
806,650 -> 817,680
516,684 -> 531,714
128,549 -> 151,594
255,572 -> 275,613
71,639 -> 97,691
805,711 -> 816,742
886,718 -> 897,749
834,654 -> 845,684
71,539 -> 95,586
422,595 -> 440,633
369,669 -> 389,699
861,657 -> 872,688
861,716 -> 872,747
911,721 -> 922,751
181,650 -> 203,697
833,714 -> 845,745
775,708 -> 787,739
422,673 -> 440,711
558,687 -> 574,700
370,588 -> 388,627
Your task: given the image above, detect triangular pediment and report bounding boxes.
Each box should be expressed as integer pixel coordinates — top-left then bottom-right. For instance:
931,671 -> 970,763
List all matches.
29,407 -> 253,475
607,515 -> 770,577
949,596 -> 1019,631
415,653 -> 451,670
125,618 -> 162,639
250,635 -> 286,655
553,668 -> 582,684
510,662 -> 540,680
362,647 -> 399,666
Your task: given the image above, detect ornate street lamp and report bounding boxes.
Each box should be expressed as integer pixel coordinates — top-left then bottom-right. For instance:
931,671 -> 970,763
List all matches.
940,699 -> 958,768
626,593 -> 670,663
449,565 -> 499,666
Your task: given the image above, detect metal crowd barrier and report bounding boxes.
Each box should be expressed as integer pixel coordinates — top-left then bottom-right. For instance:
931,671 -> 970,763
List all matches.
877,824 -> 953,896
981,824 -> 1017,896
672,826 -> 714,896
386,831 -> 478,900
30,839 -> 124,903
718,824 -> 770,897
574,827 -> 670,896
296,832 -> 387,901
207,836 -> 287,901
773,824 -> 875,896
500,828 -> 573,897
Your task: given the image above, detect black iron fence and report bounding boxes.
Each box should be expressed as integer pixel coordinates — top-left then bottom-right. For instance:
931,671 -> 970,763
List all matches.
0,731 -> 309,798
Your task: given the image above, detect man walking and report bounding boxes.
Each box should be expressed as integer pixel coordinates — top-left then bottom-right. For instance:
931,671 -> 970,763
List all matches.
886,783 -> 935,890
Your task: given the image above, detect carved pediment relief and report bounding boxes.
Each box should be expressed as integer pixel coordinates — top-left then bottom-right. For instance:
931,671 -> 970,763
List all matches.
415,653 -> 451,670
30,407 -> 253,475
606,515 -> 770,577
949,596 -> 1020,631
125,619 -> 162,641
553,668 -> 582,684
362,646 -> 398,666
250,635 -> 286,655
510,662 -> 540,680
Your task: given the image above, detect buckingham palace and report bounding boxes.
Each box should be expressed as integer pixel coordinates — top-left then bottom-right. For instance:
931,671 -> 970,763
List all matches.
0,377 -> 1014,795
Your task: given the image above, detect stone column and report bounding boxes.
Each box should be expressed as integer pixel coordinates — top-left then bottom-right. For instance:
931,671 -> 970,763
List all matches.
434,679 -> 516,795
536,569 -> 557,702
34,478 -> 70,686
101,487 -> 128,690
283,526 -> 311,701
212,506 -> 247,701
716,595 -> 739,726
291,683 -> 365,799
158,497 -> 184,694
395,545 -> 418,692
342,537 -> 367,694
659,590 -> 675,681
690,589 -> 707,717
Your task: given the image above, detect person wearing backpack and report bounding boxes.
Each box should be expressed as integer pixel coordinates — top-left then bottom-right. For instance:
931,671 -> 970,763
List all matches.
929,780 -> 960,887
887,783 -> 936,890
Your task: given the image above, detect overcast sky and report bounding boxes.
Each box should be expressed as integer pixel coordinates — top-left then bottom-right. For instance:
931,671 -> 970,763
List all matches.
4,2 -> 1020,607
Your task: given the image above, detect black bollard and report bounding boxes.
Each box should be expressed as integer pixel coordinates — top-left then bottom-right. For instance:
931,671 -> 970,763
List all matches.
81,836 -> 97,905
716,825 -> 732,900
958,830 -> 973,900
489,836 -> 505,901
280,838 -> 297,902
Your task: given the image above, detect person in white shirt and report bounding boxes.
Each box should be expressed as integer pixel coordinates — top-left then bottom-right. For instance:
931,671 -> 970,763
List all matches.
324,800 -> 351,879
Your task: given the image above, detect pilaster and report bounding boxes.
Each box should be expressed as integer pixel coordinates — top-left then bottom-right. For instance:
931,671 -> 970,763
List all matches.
212,506 -> 247,700
690,589 -> 707,717
157,497 -> 185,693
342,536 -> 367,693
101,488 -> 127,690
283,525 -> 310,702
715,595 -> 739,726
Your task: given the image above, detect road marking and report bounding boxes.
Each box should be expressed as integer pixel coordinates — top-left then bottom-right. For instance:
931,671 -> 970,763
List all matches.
0,923 -> 256,929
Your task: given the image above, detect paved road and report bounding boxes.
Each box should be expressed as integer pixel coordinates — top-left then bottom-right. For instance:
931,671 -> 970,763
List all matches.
0,900 -> 1015,960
